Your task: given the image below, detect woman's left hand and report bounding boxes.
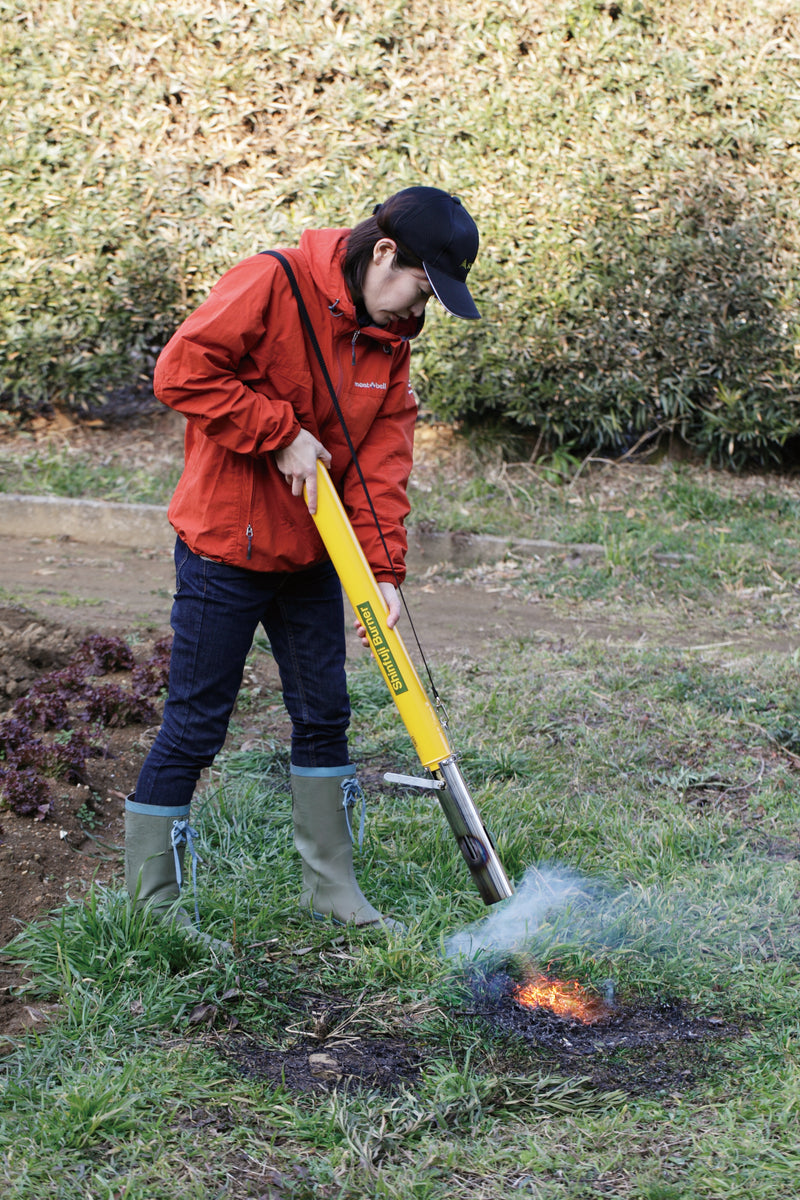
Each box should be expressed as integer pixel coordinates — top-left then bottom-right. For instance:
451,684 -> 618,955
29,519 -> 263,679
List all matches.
354,581 -> 400,648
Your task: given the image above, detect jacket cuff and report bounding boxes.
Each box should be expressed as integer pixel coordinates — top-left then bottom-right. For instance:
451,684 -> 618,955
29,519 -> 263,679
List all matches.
272,421 -> 303,451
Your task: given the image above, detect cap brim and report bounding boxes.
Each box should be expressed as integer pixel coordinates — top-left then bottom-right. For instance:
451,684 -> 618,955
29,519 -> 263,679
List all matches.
424,264 -> 481,320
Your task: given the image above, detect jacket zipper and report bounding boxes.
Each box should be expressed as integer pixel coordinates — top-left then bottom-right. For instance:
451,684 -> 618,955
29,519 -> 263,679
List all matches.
334,332 -> 349,402
245,467 -> 257,560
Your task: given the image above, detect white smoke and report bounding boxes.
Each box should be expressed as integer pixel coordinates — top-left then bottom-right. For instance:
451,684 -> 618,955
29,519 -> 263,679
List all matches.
443,864 -> 593,962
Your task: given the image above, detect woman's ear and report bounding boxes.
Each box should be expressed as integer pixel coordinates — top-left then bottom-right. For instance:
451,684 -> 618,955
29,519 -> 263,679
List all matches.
372,237 -> 397,264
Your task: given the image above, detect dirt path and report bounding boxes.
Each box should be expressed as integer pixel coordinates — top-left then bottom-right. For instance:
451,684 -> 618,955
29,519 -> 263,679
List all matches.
2,529 -> 792,658
0,529 -> 612,651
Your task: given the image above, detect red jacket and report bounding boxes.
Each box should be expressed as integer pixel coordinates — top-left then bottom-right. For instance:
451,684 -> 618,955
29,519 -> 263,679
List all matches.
154,228 -> 419,582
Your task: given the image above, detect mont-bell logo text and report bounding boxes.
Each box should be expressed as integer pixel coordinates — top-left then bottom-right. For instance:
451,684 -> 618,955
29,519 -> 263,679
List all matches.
356,601 -> 408,695
354,380 -> 387,390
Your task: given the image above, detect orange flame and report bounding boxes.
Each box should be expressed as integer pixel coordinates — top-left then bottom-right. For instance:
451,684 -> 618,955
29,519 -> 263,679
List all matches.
512,974 -> 610,1025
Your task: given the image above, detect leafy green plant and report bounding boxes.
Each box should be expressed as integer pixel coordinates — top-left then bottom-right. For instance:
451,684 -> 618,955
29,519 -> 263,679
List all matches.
75,801 -> 100,831
2,1 -> 798,462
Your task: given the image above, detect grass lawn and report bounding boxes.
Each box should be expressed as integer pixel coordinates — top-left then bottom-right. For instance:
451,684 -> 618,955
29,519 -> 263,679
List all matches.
2,441 -> 800,1199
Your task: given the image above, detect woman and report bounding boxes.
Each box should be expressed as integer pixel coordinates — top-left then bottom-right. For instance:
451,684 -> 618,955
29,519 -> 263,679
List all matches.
125,185 -> 481,941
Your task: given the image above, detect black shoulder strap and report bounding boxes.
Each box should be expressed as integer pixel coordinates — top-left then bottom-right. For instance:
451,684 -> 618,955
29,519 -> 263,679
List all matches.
263,251 -> 340,422
262,249 -> 395,577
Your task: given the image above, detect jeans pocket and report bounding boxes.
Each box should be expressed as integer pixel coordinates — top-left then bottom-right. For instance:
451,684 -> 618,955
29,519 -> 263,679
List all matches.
174,538 -> 192,594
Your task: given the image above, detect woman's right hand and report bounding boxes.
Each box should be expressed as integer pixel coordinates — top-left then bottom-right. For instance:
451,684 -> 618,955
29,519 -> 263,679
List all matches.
274,430 -> 332,513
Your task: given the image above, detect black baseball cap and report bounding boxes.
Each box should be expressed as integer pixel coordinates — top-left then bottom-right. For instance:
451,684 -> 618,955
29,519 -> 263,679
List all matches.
373,186 -> 481,320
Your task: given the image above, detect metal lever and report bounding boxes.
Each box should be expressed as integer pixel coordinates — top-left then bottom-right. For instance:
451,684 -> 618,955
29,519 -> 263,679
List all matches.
384,772 -> 446,791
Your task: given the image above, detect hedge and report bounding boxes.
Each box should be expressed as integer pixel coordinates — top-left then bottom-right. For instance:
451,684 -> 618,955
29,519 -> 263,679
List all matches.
1,0 -> 798,464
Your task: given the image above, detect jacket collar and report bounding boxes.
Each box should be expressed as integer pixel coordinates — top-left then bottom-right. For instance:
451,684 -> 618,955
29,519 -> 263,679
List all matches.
298,227 -> 423,345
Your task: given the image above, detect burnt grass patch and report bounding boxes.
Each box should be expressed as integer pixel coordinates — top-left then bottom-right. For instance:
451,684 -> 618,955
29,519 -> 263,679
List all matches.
463,968 -> 743,1096
220,1032 -> 424,1096
209,973 -> 742,1101
214,989 -> 424,1096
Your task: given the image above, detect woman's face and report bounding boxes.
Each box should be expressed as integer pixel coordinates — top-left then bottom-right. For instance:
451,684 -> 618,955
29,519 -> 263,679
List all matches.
361,238 -> 432,327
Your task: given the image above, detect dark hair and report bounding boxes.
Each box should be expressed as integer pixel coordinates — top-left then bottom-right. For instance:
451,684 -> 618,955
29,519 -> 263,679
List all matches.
343,194 -> 424,304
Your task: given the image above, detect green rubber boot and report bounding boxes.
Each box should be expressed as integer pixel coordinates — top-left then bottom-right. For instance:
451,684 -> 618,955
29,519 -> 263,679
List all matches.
290,767 -> 404,931
124,799 -> 231,953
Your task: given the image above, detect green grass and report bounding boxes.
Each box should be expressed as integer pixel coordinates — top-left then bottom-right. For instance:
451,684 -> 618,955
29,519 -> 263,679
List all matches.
4,611 -> 800,1196
406,452 -> 800,641
0,437 -> 182,504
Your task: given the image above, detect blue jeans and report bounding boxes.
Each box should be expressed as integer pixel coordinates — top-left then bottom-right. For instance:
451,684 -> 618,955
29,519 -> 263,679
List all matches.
133,539 -> 351,809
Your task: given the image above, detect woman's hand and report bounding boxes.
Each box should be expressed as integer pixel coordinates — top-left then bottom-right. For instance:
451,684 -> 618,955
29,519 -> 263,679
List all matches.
355,581 -> 401,648
274,429 -> 332,513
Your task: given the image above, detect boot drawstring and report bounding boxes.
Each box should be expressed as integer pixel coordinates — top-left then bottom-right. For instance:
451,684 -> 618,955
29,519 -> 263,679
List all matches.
171,819 -> 202,925
340,777 -> 366,850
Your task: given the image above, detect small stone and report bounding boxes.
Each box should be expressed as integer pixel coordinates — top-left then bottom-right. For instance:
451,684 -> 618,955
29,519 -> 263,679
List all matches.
308,1052 -> 342,1081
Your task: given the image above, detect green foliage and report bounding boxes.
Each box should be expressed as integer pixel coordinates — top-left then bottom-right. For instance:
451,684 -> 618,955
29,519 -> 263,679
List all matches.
1,1 -> 798,463
484,178 -> 800,467
0,440 -> 182,503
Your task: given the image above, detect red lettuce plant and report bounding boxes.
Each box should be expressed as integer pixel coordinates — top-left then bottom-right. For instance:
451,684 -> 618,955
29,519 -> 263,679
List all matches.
0,634 -> 170,819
